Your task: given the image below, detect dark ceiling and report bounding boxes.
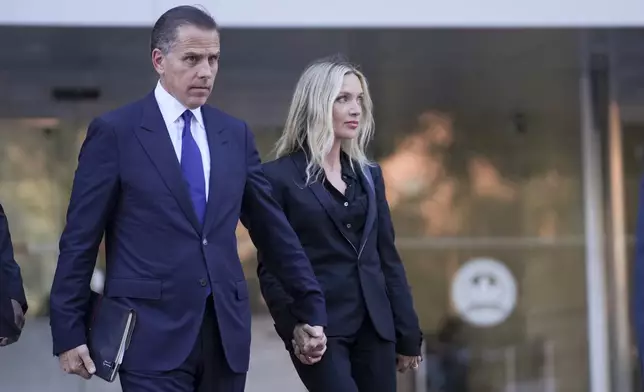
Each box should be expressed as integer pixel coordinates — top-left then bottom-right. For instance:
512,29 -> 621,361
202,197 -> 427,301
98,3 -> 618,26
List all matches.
0,27 -> 643,123
0,27 -> 584,73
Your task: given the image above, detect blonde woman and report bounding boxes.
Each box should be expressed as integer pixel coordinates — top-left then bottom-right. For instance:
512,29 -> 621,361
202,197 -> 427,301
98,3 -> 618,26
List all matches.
256,57 -> 422,391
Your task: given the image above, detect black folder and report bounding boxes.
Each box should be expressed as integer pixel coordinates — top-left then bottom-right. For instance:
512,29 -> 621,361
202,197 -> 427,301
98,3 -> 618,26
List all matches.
86,291 -> 136,382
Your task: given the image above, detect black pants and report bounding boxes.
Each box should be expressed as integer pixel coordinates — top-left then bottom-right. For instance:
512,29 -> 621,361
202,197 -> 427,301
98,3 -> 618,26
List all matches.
119,296 -> 246,392
292,317 -> 397,392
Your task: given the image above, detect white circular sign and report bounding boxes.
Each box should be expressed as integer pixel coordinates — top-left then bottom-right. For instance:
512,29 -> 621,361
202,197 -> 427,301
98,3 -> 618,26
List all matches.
451,258 -> 517,327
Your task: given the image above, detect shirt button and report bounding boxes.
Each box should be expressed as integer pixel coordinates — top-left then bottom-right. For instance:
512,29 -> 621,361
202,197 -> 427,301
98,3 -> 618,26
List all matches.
202,239 -> 208,246
344,202 -> 349,207
346,223 -> 352,229
199,278 -> 208,287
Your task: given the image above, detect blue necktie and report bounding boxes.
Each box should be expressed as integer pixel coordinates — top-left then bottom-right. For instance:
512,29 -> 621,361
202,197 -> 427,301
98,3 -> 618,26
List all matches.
180,110 -> 206,226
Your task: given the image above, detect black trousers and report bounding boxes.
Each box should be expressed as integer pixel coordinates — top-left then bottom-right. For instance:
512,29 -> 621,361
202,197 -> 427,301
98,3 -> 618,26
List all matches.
292,316 -> 397,392
119,296 -> 246,392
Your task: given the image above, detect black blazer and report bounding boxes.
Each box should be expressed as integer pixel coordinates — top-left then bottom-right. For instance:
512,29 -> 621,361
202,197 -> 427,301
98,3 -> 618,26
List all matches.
0,203 -> 27,338
257,150 -> 422,356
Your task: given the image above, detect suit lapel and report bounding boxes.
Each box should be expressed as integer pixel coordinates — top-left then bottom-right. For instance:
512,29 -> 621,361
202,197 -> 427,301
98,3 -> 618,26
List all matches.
201,106 -> 228,236
290,151 -> 357,253
136,93 -> 201,234
357,166 -> 377,258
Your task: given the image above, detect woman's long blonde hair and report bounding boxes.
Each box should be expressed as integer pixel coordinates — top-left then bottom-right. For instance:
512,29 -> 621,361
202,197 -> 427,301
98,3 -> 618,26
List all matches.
274,56 -> 375,184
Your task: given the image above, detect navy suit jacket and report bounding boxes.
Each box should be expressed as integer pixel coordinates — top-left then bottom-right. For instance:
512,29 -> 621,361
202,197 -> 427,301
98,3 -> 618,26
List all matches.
256,151 -> 422,356
635,177 -> 644,368
0,204 -> 28,338
49,93 -> 326,373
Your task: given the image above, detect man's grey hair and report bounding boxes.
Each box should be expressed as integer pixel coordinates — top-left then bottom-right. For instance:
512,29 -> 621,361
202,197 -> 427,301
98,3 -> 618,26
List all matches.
150,5 -> 219,54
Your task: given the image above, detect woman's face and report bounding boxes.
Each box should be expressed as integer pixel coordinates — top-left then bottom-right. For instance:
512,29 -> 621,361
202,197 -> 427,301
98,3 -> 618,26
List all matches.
332,73 -> 364,141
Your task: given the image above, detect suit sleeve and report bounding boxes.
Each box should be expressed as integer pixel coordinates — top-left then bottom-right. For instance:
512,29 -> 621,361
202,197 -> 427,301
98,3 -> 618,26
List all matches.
239,124 -> 326,331
373,164 -> 422,356
634,175 -> 644,367
253,182 -> 300,346
0,204 -> 28,313
50,118 -> 120,356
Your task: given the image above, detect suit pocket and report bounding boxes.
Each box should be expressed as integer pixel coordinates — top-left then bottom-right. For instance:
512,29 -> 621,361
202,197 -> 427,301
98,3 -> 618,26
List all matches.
235,280 -> 249,301
105,278 -> 162,300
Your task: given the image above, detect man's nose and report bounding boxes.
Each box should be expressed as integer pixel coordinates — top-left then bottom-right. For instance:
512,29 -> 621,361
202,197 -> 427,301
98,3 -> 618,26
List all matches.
197,61 -> 213,79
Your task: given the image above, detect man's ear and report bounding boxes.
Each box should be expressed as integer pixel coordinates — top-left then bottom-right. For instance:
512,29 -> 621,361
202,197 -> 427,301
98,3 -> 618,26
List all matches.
151,48 -> 165,75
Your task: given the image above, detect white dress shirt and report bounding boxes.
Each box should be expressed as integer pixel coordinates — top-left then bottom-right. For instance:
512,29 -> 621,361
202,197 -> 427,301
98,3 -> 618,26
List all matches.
154,81 -> 211,200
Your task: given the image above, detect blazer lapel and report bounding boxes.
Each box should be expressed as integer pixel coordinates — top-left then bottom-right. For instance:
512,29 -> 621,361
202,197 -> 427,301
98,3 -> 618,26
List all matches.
290,151 -> 358,253
357,165 -> 377,258
201,106 -> 228,236
136,92 -> 202,234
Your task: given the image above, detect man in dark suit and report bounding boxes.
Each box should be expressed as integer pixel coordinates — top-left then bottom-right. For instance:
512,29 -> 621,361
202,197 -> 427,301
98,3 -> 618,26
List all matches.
0,203 -> 27,346
49,6 -> 327,392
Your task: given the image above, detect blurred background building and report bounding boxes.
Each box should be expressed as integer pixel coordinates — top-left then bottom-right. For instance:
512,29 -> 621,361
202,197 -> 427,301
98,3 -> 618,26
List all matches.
2,0 -> 644,391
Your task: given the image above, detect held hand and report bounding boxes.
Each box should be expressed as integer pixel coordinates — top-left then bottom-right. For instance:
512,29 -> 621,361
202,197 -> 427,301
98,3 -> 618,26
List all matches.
292,337 -> 326,365
59,344 -> 96,379
11,299 -> 25,331
396,354 -> 422,373
292,324 -> 327,365
294,324 -> 326,353
0,300 -> 26,347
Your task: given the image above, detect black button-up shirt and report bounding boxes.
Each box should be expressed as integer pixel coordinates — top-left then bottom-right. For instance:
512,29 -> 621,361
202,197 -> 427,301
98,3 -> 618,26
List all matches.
323,156 -> 368,250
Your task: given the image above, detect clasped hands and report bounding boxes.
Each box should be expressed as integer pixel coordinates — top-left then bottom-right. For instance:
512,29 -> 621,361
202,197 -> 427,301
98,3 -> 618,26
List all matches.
291,324 -> 327,365
291,324 -> 422,372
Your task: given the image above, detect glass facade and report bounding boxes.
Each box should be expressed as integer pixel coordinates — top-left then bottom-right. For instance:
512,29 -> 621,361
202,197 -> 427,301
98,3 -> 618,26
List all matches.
0,27 -> 641,391
242,29 -> 588,391
354,30 -> 588,391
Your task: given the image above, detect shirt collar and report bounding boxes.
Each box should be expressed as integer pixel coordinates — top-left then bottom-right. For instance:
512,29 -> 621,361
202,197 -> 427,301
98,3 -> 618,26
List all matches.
154,81 -> 205,128
340,153 -> 358,180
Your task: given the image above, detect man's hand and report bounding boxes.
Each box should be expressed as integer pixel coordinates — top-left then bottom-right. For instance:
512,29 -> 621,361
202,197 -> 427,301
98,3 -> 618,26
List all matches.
11,299 -> 25,331
292,324 -> 327,365
396,354 -> 422,373
0,299 -> 26,347
59,344 -> 96,379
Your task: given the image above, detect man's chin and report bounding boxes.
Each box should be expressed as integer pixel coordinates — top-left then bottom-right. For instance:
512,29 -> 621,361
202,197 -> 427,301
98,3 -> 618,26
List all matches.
186,96 -> 209,109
